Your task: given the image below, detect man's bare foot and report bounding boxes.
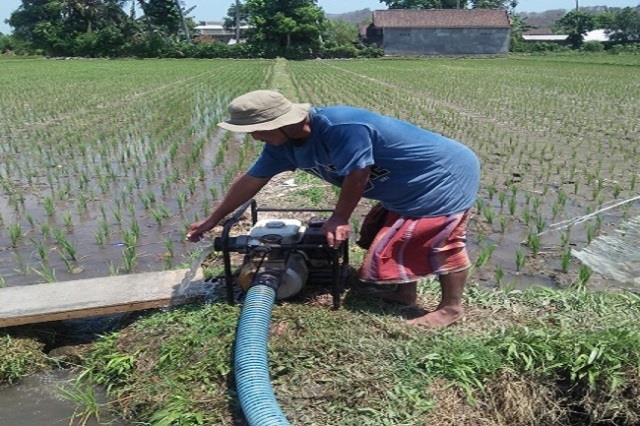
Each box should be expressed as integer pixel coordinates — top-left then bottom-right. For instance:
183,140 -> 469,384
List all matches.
406,305 -> 464,328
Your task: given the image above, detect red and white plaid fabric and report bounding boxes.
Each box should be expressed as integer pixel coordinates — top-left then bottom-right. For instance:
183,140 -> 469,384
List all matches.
359,210 -> 471,284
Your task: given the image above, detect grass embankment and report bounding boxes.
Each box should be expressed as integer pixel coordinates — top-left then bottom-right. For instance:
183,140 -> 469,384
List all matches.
79,282 -> 640,425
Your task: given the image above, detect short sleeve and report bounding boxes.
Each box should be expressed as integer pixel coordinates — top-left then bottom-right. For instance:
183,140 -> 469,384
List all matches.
326,124 -> 375,176
247,145 -> 296,178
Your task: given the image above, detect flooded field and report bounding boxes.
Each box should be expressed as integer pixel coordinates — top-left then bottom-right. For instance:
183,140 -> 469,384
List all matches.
0,58 -> 266,286
1,55 -> 639,290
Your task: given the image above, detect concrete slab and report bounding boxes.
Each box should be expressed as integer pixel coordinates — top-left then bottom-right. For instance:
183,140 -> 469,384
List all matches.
0,269 -> 210,328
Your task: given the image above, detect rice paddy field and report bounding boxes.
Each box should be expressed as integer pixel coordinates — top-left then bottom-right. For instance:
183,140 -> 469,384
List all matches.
2,54 -> 640,425
1,54 -> 639,290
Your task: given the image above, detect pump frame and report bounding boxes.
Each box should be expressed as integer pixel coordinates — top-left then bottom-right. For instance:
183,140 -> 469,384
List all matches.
217,199 -> 349,309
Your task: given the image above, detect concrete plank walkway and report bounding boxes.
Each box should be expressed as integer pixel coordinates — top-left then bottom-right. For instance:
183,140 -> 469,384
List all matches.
0,269 -> 210,328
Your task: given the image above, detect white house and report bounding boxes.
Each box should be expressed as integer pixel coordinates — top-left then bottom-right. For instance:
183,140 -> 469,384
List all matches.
194,21 -> 251,44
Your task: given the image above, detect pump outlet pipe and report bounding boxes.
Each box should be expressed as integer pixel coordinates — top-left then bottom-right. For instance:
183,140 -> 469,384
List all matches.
234,273 -> 290,426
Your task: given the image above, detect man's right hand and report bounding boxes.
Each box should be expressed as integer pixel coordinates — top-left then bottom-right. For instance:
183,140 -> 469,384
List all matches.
186,219 -> 215,242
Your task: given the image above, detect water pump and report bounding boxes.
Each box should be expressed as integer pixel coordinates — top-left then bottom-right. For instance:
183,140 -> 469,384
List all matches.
213,200 -> 349,308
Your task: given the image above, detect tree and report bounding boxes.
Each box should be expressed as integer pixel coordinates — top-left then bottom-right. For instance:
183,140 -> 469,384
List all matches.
0,33 -> 16,53
138,0 -> 182,35
508,13 -> 531,50
324,19 -> 358,47
557,10 -> 595,48
607,7 -> 640,43
379,0 -> 468,9
472,0 -> 517,10
245,0 -> 325,54
224,1 -> 249,30
9,0 -> 132,55
9,0 -> 67,53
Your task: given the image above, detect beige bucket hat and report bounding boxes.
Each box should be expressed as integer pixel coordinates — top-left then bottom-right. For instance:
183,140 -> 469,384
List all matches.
217,90 -> 311,132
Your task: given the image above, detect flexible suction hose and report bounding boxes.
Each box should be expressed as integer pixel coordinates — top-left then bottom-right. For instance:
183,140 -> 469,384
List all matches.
234,284 -> 290,426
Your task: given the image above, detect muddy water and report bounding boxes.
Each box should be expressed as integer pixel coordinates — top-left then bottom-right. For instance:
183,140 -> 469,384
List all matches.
0,369 -> 129,426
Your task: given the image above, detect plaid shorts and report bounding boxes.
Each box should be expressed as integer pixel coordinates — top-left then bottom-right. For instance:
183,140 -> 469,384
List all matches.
358,209 -> 471,284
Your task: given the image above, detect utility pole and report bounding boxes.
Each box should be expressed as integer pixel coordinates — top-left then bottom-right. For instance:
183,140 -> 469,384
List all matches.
235,0 -> 241,43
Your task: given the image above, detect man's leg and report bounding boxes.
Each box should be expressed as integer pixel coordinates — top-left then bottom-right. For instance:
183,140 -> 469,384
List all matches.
406,268 -> 467,328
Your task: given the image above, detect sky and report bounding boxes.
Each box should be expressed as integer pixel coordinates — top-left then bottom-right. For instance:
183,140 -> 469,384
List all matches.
1,0 -> 638,34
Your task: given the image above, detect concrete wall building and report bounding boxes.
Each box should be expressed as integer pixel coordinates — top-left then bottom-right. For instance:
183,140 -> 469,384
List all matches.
194,21 -> 250,44
365,9 -> 511,56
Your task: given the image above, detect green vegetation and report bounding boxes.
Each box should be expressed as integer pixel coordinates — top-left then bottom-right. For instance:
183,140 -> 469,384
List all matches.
76,283 -> 640,424
0,335 -> 49,385
5,0 -> 382,58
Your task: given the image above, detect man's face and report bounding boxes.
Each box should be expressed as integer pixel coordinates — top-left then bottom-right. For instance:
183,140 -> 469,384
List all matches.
250,128 -> 288,146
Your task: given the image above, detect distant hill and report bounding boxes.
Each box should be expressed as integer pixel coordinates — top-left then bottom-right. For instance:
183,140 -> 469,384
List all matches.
518,6 -> 639,33
325,8 -> 373,25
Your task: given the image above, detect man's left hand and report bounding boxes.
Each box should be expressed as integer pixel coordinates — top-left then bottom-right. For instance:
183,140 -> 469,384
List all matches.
322,215 -> 351,248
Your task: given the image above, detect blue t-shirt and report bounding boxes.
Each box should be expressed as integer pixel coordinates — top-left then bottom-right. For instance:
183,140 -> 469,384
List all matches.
248,106 -> 480,217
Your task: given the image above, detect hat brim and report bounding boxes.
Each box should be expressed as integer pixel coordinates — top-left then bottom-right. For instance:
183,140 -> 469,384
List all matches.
217,103 -> 311,133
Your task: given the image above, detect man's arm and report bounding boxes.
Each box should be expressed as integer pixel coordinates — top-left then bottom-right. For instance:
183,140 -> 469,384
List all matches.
323,167 -> 371,248
187,173 -> 270,241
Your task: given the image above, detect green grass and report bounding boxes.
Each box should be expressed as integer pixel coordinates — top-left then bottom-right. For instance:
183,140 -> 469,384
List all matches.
76,282 -> 640,425
0,335 -> 49,385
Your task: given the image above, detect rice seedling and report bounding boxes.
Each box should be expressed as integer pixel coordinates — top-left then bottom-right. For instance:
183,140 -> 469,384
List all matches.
475,244 -> 496,268
508,195 -> 517,215
494,265 -> 504,285
8,224 -> 23,248
208,187 -> 218,201
482,205 -> 495,225
53,228 -> 77,261
129,220 -> 141,240
63,212 -> 73,231
515,249 -> 525,272
561,248 -> 572,273
112,207 -> 123,226
526,231 -> 541,256
150,205 -> 171,227
43,196 -> 55,217
498,191 -> 506,210
177,192 -> 187,213
586,223 -> 596,244
40,222 -> 51,239
574,265 -> 593,290
31,238 -> 49,264
535,214 -> 546,233
188,177 -> 197,195
31,263 -> 56,283
164,239 -> 174,259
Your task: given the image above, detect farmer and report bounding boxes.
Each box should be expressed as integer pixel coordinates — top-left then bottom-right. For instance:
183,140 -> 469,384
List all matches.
187,90 -> 480,328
